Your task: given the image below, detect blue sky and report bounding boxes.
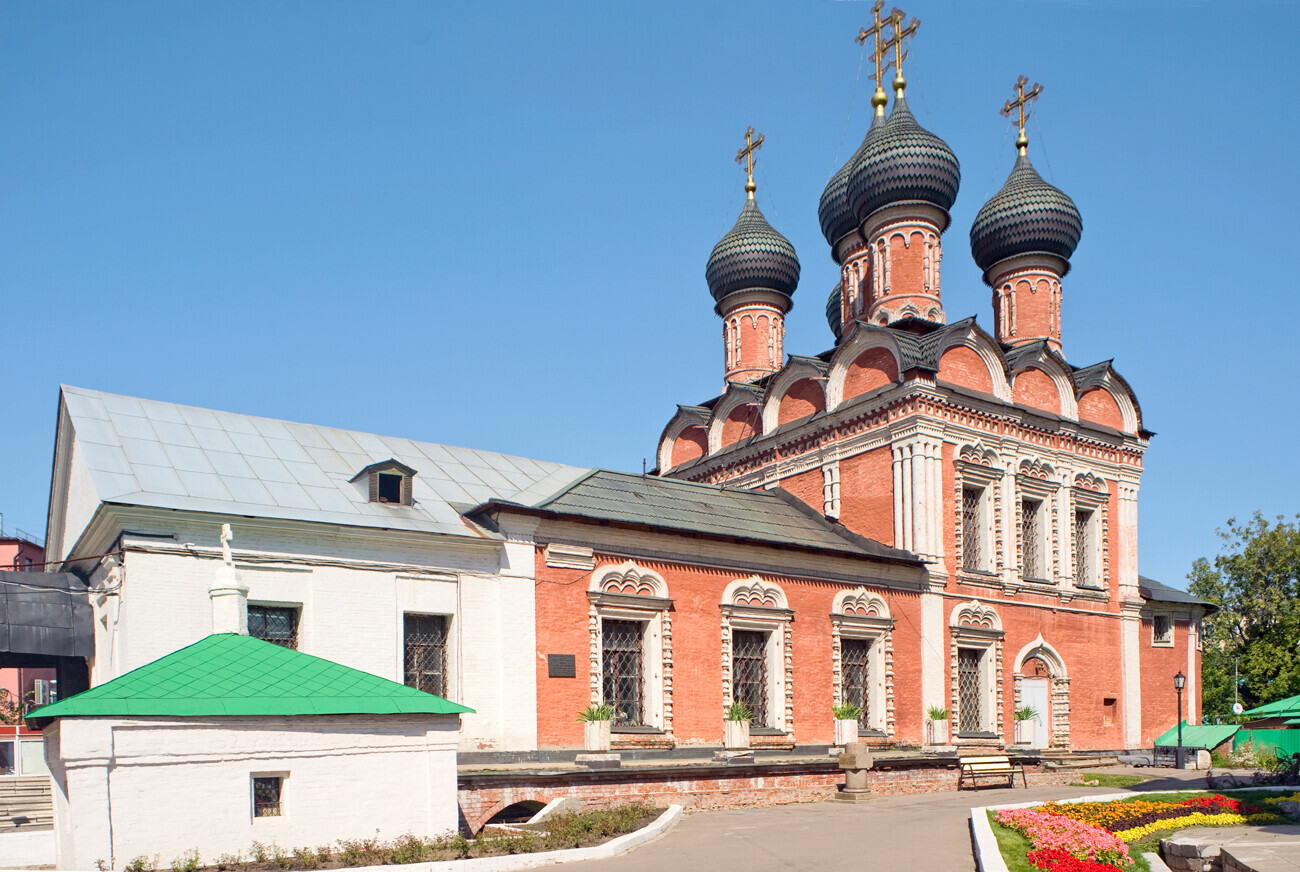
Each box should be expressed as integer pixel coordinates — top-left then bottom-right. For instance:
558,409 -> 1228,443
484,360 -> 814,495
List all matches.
2,1 -> 1297,587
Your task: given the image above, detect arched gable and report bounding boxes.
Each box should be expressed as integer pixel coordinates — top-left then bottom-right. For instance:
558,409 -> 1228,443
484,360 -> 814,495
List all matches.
590,561 -> 669,598
723,576 -> 788,609
1013,634 -> 1068,678
669,427 -> 708,468
1077,387 -> 1125,431
949,599 -> 1002,632
1074,365 -> 1142,434
708,385 -> 764,454
1007,347 -> 1078,420
657,406 -> 713,472
934,327 -> 1012,402
1012,367 -> 1061,414
825,329 -> 904,411
760,359 -> 828,432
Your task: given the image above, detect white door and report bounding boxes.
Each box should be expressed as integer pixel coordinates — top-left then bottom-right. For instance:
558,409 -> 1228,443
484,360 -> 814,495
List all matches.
1022,678 -> 1051,749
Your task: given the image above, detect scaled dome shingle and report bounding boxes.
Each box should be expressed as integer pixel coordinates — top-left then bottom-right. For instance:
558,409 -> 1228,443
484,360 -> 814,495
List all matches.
969,152 -> 1082,275
826,281 -> 842,338
705,197 -> 801,305
818,113 -> 886,250
846,96 -> 960,225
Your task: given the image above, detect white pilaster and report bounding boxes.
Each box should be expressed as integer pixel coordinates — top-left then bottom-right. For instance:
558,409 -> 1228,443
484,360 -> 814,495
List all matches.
1122,606 -> 1142,748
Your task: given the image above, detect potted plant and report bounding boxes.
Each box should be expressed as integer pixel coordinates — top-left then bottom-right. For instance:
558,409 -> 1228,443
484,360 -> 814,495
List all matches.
724,700 -> 753,750
832,701 -> 862,745
926,705 -> 949,745
1013,705 -> 1038,745
577,701 -> 614,752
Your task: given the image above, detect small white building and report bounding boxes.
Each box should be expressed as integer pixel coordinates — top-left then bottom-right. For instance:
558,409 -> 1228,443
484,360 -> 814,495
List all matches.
30,629 -> 470,870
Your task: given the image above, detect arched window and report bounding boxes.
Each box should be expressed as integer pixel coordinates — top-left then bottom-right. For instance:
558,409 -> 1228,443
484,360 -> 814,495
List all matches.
831,590 -> 893,736
720,577 -> 791,733
588,562 -> 673,739
949,600 -> 1004,740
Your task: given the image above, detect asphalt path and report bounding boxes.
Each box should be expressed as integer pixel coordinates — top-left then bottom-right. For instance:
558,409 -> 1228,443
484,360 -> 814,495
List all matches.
568,769 -> 1216,872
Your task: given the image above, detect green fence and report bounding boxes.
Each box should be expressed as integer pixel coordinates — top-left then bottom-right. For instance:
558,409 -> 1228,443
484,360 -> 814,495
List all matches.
1234,728 -> 1300,757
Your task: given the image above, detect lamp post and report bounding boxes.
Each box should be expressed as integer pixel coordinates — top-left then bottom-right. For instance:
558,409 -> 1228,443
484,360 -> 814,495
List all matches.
1174,671 -> 1186,769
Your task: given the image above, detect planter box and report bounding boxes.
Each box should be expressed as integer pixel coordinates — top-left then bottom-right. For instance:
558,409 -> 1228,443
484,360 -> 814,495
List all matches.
724,720 -> 750,750
834,718 -> 859,746
927,719 -> 948,745
1013,720 -> 1034,745
584,720 -> 612,753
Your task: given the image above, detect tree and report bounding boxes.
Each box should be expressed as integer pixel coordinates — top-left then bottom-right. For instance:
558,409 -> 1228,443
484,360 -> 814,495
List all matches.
1189,512 -> 1300,719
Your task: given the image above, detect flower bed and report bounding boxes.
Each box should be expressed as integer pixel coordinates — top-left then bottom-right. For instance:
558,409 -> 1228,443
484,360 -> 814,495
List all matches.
993,793 -> 1290,871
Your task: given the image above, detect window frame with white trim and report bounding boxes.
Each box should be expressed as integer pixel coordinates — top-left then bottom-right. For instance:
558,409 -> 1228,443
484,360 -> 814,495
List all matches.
720,577 -> 793,735
831,590 -> 893,736
587,562 -> 674,736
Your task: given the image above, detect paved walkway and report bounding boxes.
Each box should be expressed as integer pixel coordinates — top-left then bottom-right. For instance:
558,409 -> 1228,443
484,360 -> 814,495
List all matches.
569,768 -> 1218,872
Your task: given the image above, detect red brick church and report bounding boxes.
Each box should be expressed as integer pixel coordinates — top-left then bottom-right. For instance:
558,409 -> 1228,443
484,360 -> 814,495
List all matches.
522,16 -> 1208,755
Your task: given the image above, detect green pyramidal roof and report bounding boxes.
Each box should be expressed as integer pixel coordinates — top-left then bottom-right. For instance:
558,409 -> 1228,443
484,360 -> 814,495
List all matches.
26,633 -> 473,726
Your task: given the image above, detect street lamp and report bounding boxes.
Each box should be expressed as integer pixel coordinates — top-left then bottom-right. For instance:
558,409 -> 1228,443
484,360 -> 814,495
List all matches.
1174,671 -> 1186,769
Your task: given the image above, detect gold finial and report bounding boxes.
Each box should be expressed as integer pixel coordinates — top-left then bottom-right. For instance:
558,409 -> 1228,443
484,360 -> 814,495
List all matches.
881,8 -> 920,97
856,1 -> 893,115
735,125 -> 765,199
1001,75 -> 1043,155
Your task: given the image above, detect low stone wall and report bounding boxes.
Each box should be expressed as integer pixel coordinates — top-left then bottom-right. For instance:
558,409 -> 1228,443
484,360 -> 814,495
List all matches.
458,756 -> 1070,832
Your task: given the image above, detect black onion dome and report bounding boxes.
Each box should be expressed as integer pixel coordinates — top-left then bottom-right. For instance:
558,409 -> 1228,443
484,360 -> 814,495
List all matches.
969,152 -> 1082,275
705,197 -> 800,304
826,281 -> 842,338
846,95 -> 960,225
818,113 -> 886,249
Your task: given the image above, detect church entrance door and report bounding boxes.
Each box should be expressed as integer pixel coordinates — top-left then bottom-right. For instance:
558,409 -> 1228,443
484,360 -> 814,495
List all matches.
1021,678 -> 1050,749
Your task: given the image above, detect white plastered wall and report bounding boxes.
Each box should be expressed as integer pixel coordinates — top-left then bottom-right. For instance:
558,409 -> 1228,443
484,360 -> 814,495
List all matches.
45,714 -> 460,871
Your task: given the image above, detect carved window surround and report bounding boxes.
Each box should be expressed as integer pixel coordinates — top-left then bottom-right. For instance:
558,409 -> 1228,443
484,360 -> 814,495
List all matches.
720,577 -> 793,734
587,562 -> 674,738
1015,460 -> 1061,590
830,590 -> 894,736
950,601 -> 1004,738
955,444 -> 1004,582
1070,472 -> 1110,594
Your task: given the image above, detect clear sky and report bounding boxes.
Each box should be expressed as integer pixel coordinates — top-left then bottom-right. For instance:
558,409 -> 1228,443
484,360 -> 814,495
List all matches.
2,1 -> 1297,587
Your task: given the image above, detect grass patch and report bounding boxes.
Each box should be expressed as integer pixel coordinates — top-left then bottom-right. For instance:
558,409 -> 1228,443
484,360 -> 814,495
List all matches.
1070,774 -> 1155,789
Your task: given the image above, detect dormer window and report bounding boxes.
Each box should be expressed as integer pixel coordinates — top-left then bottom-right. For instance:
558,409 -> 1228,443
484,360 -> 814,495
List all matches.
350,459 -> 416,507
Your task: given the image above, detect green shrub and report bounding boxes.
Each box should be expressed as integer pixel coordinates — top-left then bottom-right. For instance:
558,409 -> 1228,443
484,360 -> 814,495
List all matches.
725,700 -> 753,722
576,702 -> 615,722
832,701 -> 862,720
169,850 -> 200,872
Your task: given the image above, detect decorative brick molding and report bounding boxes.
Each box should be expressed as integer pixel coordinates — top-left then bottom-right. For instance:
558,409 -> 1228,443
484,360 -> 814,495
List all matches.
719,577 -> 794,733
587,562 -> 674,739
830,590 -> 895,736
1011,634 -> 1072,750
949,600 -> 1004,738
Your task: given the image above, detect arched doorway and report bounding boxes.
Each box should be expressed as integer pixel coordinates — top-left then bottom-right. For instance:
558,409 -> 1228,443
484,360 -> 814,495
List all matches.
1013,635 -> 1070,750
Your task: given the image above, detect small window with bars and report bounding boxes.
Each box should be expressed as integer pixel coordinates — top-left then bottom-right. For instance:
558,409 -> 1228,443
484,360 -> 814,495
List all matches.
732,630 -> 769,728
602,620 -> 644,727
248,605 -> 299,649
961,486 -> 984,572
840,638 -> 873,728
1074,509 -> 1094,588
404,614 -> 449,696
957,647 -> 984,733
1152,615 -> 1173,646
1021,499 -> 1043,580
252,775 -> 284,818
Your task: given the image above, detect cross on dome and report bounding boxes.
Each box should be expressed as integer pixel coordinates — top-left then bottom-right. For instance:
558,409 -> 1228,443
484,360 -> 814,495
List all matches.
1001,75 -> 1043,154
735,125 -> 765,198
856,1 -> 894,114
880,8 -> 920,95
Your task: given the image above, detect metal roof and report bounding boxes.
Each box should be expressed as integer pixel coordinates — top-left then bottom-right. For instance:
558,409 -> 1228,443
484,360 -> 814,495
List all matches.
27,633 -> 473,726
61,386 -> 589,540
1153,721 -> 1238,750
0,571 -> 92,659
480,469 -> 922,564
1138,575 -> 1217,612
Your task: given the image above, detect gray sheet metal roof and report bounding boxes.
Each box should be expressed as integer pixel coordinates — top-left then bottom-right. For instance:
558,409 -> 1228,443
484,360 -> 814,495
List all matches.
61,386 -> 589,540
483,469 -> 922,564
1139,575 -> 1217,613
0,571 -> 92,658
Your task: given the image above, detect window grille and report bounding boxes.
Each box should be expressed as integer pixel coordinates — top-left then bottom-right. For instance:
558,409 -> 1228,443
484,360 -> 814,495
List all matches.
602,620 -> 644,727
732,630 -> 769,727
957,648 -> 983,732
1074,510 -> 1092,587
1153,615 -> 1173,645
840,638 -> 872,727
1021,499 -> 1042,579
252,776 -> 282,817
248,606 -> 298,649
404,614 -> 448,696
962,487 -> 982,571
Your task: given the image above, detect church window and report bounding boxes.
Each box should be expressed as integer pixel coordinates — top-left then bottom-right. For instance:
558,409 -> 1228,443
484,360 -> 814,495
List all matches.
949,600 -> 1003,738
832,590 -> 892,735
248,605 -> 298,649
956,445 -> 1003,578
252,774 -> 285,818
957,648 -> 983,732
962,487 -> 984,571
1103,697 -> 1117,727
1020,498 -> 1044,579
1152,615 -> 1173,647
404,614 -> 449,697
840,638 -> 872,728
1074,509 -> 1094,587
601,620 -> 645,727
732,630 -> 769,727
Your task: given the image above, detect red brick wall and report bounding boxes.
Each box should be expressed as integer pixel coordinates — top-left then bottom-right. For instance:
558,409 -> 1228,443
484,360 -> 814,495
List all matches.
777,379 -> 826,427
843,347 -> 900,401
937,345 -> 994,394
1078,389 -> 1124,431
1012,367 -> 1061,415
837,446 -> 895,547
720,404 -> 759,449
1139,617 -> 1190,747
669,427 -> 707,467
778,468 -> 823,514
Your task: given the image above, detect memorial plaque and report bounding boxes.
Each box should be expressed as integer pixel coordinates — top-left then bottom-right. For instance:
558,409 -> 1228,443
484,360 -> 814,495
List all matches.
548,654 -> 576,678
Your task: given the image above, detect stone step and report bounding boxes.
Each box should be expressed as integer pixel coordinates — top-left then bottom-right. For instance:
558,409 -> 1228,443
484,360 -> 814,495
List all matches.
1043,755 -> 1119,770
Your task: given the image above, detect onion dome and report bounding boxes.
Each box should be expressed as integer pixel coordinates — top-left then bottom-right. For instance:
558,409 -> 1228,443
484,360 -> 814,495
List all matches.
846,95 -> 960,226
818,113 -> 886,251
825,281 -> 842,338
969,152 -> 1082,276
705,192 -> 800,306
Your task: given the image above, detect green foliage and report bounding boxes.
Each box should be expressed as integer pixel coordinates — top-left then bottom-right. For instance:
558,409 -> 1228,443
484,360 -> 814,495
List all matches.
724,700 -> 753,722
1190,512 -> 1300,718
1013,706 -> 1039,722
124,856 -> 160,872
1069,773 -> 1153,788
170,850 -> 200,872
832,701 -> 862,720
926,705 -> 949,721
575,702 -> 614,722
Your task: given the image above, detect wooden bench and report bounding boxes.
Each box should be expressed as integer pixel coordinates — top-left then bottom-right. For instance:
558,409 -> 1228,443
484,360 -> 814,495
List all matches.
958,754 -> 1027,790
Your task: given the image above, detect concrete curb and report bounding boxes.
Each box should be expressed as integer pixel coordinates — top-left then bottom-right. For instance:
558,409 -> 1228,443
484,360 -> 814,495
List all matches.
0,806 -> 684,872
971,785 -> 1298,872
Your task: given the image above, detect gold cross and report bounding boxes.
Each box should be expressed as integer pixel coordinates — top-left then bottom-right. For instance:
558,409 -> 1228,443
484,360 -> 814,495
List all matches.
856,1 -> 893,113
1001,75 -> 1043,153
881,8 -> 920,95
735,125 -> 765,197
